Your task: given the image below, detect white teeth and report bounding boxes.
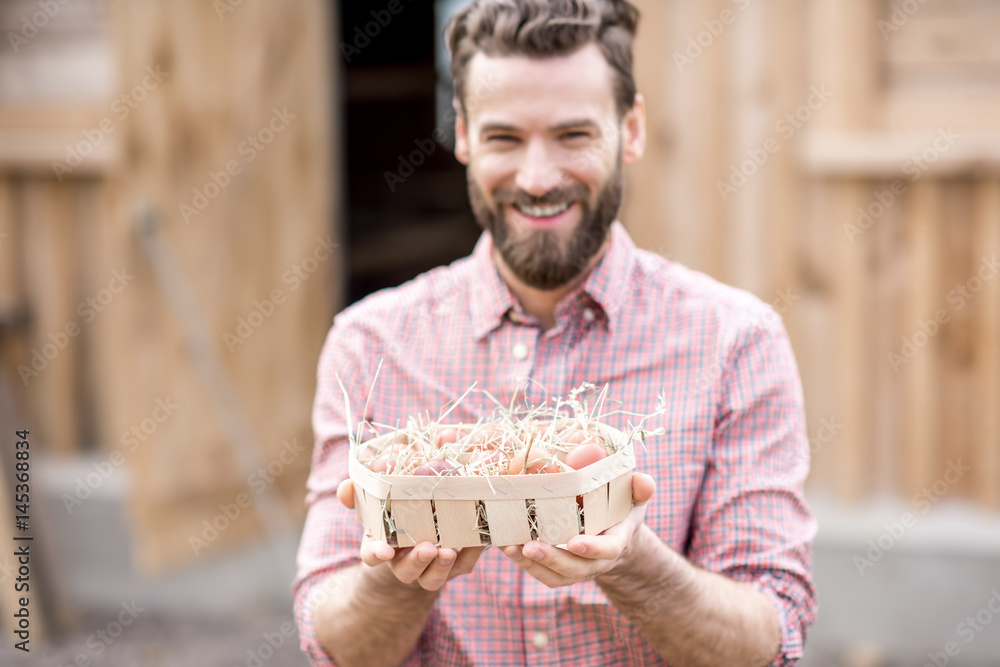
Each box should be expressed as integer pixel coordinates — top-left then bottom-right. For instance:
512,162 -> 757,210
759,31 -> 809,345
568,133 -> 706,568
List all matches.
516,202 -> 571,218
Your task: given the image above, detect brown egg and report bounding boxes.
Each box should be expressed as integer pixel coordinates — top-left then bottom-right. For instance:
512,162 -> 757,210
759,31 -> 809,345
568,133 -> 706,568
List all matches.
435,427 -> 460,446
507,447 -> 560,474
564,443 -> 608,470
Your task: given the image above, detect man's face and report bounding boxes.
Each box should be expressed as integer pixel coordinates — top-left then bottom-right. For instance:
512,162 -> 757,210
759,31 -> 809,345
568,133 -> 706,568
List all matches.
455,44 -> 645,290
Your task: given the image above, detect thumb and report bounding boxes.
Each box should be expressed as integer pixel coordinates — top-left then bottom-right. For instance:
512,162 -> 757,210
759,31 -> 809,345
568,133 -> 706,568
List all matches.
337,478 -> 356,509
631,472 -> 655,504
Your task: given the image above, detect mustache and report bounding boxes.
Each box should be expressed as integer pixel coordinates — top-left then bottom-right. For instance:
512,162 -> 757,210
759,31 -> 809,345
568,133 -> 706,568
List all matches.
492,183 -> 590,208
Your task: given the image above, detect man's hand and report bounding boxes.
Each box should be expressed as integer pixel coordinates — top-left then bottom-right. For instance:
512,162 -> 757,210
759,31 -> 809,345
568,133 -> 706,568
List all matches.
337,479 -> 486,591
499,472 -> 656,587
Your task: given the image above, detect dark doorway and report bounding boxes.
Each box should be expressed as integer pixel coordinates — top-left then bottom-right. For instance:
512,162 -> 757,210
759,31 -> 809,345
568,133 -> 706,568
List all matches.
338,1 -> 481,305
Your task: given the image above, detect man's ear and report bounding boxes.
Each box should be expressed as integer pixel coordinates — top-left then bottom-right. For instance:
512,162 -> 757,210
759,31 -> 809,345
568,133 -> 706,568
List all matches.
453,98 -> 470,165
621,93 -> 646,166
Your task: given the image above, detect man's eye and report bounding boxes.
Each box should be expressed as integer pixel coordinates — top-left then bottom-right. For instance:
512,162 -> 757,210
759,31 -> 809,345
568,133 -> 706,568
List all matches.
487,134 -> 519,143
561,131 -> 591,140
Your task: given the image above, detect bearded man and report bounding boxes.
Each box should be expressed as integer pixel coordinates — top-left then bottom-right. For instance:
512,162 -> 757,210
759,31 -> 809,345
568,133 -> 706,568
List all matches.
294,1 -> 817,665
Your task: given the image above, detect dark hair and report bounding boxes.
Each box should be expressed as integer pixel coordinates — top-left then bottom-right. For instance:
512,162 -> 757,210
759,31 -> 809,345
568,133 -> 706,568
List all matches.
445,0 -> 640,117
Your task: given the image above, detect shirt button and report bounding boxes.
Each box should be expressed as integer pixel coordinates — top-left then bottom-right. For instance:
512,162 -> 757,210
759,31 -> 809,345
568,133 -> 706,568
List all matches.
582,308 -> 596,323
532,631 -> 549,648
512,343 -> 529,360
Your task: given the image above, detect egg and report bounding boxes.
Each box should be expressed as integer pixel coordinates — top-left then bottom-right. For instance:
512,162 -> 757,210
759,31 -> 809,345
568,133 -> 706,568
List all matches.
435,428 -> 460,446
368,453 -> 402,474
564,443 -> 608,470
507,447 -> 560,474
368,455 -> 388,473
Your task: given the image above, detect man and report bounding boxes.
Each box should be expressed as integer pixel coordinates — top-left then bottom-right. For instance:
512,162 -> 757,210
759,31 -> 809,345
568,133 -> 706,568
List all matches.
294,1 -> 816,665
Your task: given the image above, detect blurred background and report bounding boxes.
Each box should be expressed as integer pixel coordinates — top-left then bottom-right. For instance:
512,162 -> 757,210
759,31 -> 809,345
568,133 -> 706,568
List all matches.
0,0 -> 998,665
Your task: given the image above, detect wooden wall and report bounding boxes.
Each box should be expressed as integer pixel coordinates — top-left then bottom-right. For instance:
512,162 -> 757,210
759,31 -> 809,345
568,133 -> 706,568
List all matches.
0,0 -> 338,572
625,0 -> 1000,507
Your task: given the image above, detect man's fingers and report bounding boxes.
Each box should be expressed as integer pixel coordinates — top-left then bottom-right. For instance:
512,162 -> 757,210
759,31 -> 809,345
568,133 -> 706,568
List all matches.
566,535 -> 624,561
508,542 -> 601,582
337,479 -> 355,509
632,472 -> 656,504
388,542 -> 439,584
360,537 -> 395,567
417,548 -> 459,590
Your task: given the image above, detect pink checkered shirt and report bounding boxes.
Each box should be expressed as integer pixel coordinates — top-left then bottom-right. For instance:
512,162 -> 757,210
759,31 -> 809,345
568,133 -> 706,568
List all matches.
294,221 -> 817,666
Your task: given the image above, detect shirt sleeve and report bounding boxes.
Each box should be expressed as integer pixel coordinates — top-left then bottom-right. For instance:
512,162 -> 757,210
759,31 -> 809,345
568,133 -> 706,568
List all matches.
292,315 -> 367,666
686,306 -> 818,665
292,314 -> 445,667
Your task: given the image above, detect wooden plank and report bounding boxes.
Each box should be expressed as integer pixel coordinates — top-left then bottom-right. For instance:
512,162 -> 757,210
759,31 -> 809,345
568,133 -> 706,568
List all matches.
900,180 -> 941,498
0,127 -> 121,173
807,0 -> 879,131
831,182 -> 872,502
802,131 -> 1000,178
483,499 -> 531,547
607,472 -> 634,527
886,93 -> 1000,132
391,499 -> 436,548
885,14 -> 1000,81
358,488 -> 386,543
618,0 -> 670,258
434,500 -> 481,548
0,181 -> 17,315
582,484 -> 610,536
940,182 -> 976,499
762,0 -> 807,326
873,180 -> 903,496
973,179 -> 1000,507
19,180 -> 79,454
534,496 -> 579,546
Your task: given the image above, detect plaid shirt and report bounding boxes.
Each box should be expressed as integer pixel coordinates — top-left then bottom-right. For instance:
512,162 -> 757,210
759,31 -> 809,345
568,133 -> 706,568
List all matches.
294,221 -> 817,666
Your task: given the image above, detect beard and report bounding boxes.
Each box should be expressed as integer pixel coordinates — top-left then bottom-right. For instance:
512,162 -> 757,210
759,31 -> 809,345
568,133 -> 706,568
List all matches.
467,161 -> 624,290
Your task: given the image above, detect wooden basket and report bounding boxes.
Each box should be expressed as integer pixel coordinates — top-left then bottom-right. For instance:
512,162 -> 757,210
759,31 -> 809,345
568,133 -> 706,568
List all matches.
348,422 -> 636,548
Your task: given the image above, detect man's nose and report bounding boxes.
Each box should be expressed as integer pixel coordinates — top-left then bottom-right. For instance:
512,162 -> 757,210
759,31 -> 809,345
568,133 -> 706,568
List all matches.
514,138 -> 564,197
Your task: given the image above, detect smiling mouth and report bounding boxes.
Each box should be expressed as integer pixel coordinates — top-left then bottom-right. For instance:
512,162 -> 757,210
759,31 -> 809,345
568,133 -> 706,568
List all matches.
513,202 -> 572,219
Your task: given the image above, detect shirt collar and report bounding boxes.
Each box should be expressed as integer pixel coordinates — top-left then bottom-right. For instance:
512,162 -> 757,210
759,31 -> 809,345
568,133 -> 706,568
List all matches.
468,220 -> 637,340
469,232 -> 518,340
576,220 -> 634,328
